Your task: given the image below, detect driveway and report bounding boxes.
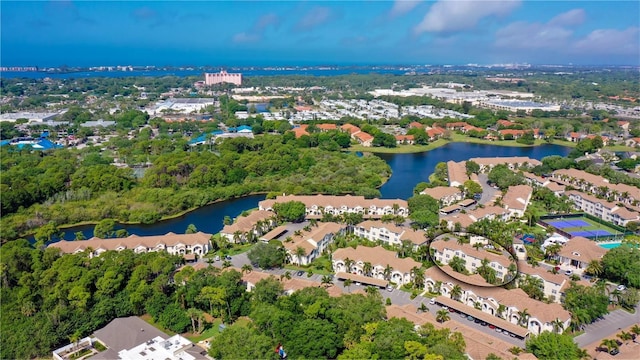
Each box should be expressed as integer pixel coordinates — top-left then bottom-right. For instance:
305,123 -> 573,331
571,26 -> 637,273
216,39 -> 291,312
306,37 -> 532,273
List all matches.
477,174 -> 500,205
574,307 -> 640,347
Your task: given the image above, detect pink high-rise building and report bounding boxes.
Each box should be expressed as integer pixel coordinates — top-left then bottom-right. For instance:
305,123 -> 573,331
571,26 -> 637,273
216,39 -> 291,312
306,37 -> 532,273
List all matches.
204,70 -> 242,86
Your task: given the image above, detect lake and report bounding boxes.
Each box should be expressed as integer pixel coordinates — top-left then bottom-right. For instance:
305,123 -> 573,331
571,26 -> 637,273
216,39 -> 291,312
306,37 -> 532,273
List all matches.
44,143 -> 571,241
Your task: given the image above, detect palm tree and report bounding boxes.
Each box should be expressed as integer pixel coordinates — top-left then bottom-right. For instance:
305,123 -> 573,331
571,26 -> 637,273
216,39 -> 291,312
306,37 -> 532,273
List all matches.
365,286 -> 379,297
599,339 -> 619,353
618,331 -> 633,344
585,260 -> 603,277
344,258 -> 354,273
433,281 -> 443,294
551,318 -> 565,333
517,308 -> 530,327
241,264 -> 253,274
186,308 -> 201,333
363,262 -> 372,277
450,284 -> 463,302
449,256 -> 466,274
497,304 -> 507,319
411,267 -> 425,289
545,243 -> 562,259
436,309 -> 450,323
631,324 -> 640,336
344,278 -> 353,293
295,246 -> 306,265
383,264 -> 393,281
232,230 -> 243,244
321,275 -> 333,288
575,348 -> 591,360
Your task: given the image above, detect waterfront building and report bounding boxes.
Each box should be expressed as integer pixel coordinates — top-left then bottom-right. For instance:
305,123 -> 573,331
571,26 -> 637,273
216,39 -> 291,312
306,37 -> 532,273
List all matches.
48,232 -> 212,258
204,70 -> 242,86
259,195 -> 409,218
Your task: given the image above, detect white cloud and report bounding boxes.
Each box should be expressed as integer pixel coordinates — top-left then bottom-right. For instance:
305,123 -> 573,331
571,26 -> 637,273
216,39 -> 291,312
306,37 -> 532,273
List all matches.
494,21 -> 573,49
572,27 -> 640,55
232,13 -> 281,44
548,8 -> 585,27
232,32 -> 260,43
413,0 -> 521,34
295,6 -> 333,31
389,1 -> 422,18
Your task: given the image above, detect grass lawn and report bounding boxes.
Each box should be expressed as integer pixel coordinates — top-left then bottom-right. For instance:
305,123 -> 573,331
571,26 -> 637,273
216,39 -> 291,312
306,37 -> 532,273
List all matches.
140,314 -> 176,336
183,318 -> 223,343
283,264 -> 333,275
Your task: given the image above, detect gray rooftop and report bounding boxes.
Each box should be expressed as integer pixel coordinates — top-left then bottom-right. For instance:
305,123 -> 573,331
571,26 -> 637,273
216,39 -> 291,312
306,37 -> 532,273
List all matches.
90,317 -> 167,357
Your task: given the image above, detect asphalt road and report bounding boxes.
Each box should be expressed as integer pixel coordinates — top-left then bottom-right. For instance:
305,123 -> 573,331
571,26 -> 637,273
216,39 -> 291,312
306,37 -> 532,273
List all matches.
574,307 -> 640,347
477,173 -> 500,205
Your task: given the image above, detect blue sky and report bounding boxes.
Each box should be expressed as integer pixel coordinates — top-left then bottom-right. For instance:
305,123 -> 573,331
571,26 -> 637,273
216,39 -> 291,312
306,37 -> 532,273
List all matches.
2,1 -> 639,66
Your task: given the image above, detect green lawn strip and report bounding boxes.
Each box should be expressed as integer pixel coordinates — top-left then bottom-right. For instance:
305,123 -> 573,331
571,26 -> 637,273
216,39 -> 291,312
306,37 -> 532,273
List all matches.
140,314 -> 177,336
183,319 -> 223,343
283,264 -> 333,276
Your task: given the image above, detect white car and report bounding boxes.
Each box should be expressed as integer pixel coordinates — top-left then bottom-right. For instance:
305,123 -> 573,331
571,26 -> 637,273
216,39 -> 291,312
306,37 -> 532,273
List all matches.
386,286 -> 394,292
564,270 -> 573,276
429,298 -> 436,305
617,284 -> 627,291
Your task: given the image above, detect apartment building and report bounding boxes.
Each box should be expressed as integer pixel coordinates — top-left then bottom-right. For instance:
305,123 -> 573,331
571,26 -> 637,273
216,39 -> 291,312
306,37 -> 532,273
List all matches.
420,186 -> 464,206
332,246 -> 421,285
501,184 -> 533,219
423,267 -> 571,336
556,236 -> 608,271
220,210 -> 276,243
259,195 -> 409,218
283,222 -> 344,265
551,168 -> 640,206
516,261 -> 568,303
468,157 -> 542,173
565,190 -> 640,226
430,236 -> 515,283
48,232 -> 212,258
353,220 -> 428,248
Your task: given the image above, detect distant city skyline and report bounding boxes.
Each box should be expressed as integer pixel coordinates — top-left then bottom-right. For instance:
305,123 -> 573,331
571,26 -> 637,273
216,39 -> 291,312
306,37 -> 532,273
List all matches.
2,1 -> 639,67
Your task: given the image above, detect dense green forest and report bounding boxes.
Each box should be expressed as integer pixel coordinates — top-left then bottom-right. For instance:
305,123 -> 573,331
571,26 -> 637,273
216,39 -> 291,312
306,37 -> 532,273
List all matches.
0,242 -> 468,359
1,134 -> 390,241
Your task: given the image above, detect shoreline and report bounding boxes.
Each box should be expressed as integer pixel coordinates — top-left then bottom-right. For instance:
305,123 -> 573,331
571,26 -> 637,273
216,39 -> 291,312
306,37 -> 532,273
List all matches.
348,137 -> 633,154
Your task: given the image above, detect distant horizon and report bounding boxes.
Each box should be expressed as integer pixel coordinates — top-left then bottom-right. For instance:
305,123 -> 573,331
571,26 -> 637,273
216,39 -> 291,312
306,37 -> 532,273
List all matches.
3,62 -> 640,69
2,1 -> 639,67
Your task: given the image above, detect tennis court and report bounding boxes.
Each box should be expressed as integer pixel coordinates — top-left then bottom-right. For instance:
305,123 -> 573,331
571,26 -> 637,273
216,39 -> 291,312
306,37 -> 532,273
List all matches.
545,219 -> 591,229
540,214 -> 625,241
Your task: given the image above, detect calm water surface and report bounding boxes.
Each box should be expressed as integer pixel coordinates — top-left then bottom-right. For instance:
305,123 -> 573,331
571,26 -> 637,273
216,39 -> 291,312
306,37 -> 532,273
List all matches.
45,143 -> 570,240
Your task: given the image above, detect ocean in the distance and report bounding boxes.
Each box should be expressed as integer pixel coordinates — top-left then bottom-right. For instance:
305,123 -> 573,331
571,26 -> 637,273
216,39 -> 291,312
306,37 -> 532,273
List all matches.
1,68 -> 410,79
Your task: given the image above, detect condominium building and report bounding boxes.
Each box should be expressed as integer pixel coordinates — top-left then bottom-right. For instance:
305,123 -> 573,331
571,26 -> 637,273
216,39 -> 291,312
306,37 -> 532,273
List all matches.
501,184 -> 533,219
332,246 -> 421,285
220,210 -> 276,243
420,186 -> 464,206
565,190 -> 640,226
48,232 -> 212,258
259,195 -> 409,218
204,70 -> 242,86
353,220 -> 428,248
283,222 -> 344,265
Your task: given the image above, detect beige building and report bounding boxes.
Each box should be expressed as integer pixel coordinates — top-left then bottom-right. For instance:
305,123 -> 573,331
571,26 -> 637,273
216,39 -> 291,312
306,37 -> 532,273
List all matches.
259,195 -> 409,218
420,186 -> 464,206
220,210 -> 276,243
423,267 -> 571,336
283,222 -> 344,265
332,246 -> 421,285
565,190 -> 640,226
556,236 -> 608,271
501,184 -> 533,219
353,220 -> 428,248
48,232 -> 212,258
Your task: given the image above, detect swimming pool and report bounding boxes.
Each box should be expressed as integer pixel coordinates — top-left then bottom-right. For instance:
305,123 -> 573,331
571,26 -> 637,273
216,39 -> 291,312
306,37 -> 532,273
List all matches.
599,242 -> 621,249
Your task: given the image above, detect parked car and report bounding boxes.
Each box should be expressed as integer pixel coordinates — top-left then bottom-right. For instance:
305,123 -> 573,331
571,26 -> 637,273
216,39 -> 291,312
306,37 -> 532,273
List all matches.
429,298 -> 436,305
214,255 -> 220,261
225,255 -> 232,261
565,270 -> 573,276
386,286 -> 394,292
617,284 -> 627,291
609,348 -> 619,356
466,315 -> 474,321
488,324 -> 496,329
296,271 -> 304,276
495,328 -> 502,333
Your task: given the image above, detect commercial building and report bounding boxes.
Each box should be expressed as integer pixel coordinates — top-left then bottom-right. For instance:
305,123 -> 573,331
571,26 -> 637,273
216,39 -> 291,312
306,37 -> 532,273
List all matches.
204,70 -> 242,86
